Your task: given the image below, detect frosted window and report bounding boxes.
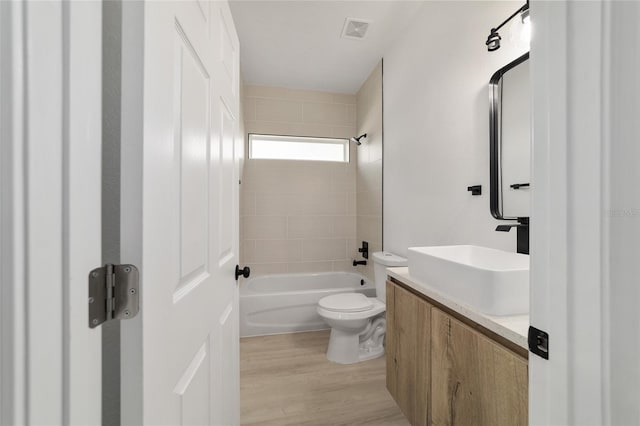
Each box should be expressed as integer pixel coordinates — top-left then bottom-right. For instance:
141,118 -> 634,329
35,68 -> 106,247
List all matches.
249,134 -> 349,163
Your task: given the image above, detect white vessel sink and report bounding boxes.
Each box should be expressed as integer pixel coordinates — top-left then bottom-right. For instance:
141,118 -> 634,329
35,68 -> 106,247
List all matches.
407,245 -> 529,315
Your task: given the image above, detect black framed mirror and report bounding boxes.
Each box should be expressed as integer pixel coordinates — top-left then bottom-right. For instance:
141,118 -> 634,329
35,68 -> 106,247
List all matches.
490,52 -> 530,221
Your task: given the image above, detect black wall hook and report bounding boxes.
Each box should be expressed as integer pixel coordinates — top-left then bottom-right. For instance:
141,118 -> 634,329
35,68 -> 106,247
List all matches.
467,185 -> 482,195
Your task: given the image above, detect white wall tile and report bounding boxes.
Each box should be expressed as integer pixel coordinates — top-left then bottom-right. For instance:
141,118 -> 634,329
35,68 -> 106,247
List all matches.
287,123 -> 335,138
356,190 -> 382,217
347,104 -> 356,125
347,192 -> 357,216
333,216 -> 356,238
288,193 -> 347,216
255,193 -> 291,216
255,98 -> 303,123
331,125 -> 357,139
332,93 -> 357,105
356,216 -> 382,245
287,239 -> 303,262
241,85 -> 358,275
285,88 -> 334,103
332,179 -> 356,194
242,191 -> 256,216
288,261 -> 333,274
248,239 -> 302,263
357,160 -> 382,193
243,97 -> 256,122
244,85 -> 286,99
346,238 -> 359,258
288,216 -> 334,239
302,239 -> 347,262
302,102 -> 349,125
245,120 -> 292,137
244,216 -> 287,240
243,239 -> 256,262
332,260 -> 354,272
248,263 -> 288,277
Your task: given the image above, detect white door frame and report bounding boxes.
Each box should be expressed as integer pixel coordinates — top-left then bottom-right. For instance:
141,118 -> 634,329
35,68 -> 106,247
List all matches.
530,1 -> 640,424
0,1 -> 102,424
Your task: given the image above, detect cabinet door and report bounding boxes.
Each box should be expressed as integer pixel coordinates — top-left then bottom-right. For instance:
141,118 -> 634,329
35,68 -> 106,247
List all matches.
386,281 -> 431,426
431,309 -> 528,426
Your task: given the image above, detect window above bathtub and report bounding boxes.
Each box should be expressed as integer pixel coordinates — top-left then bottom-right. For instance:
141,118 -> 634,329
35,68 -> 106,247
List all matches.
248,134 -> 350,163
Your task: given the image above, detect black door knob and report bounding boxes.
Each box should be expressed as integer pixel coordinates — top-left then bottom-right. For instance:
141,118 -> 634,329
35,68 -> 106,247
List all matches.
235,265 -> 250,281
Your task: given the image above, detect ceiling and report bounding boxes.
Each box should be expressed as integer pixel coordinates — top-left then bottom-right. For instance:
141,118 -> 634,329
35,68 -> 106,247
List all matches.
229,1 -> 425,94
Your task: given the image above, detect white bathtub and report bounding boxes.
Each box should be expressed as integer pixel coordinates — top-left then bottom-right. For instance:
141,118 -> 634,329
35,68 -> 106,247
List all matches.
239,272 -> 376,337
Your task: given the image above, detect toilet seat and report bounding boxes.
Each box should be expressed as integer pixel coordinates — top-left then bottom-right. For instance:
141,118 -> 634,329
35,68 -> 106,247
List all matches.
318,293 -> 373,313
317,295 -> 385,321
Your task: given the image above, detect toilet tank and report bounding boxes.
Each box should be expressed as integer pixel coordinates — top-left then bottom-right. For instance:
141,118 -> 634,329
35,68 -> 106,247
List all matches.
372,252 -> 408,302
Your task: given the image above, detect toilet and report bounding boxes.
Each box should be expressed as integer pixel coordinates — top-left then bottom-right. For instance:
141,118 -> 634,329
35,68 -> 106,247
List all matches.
317,251 -> 408,364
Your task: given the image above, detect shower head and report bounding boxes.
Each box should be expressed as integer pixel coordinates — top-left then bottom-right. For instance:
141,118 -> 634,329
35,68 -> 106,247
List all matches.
350,133 -> 367,145
486,28 -> 501,51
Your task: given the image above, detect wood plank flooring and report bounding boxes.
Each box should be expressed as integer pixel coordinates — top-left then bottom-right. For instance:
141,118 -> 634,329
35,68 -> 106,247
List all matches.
240,330 -> 410,426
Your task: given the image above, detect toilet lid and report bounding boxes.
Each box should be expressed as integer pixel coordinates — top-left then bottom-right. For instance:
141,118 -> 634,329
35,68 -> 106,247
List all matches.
319,293 -> 374,313
372,251 -> 407,267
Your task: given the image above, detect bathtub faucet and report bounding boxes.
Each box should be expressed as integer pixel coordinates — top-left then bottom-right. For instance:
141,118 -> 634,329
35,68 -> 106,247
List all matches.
353,259 -> 367,267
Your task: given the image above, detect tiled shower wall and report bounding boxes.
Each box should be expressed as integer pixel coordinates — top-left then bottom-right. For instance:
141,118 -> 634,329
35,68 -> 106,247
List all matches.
241,85 -> 358,276
355,62 -> 384,280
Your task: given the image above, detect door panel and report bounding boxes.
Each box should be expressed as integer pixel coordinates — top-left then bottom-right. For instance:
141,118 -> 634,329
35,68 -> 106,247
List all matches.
218,100 -> 235,263
121,1 -> 240,424
218,9 -> 237,98
176,24 -> 211,299
174,342 -> 210,425
210,4 -> 241,423
212,302 -> 236,424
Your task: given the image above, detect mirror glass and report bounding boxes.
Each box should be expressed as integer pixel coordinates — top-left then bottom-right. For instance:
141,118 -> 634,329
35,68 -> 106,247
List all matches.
490,54 -> 530,220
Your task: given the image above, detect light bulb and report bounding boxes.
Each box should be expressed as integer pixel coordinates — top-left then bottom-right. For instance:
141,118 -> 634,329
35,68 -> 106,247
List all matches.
521,13 -> 531,45
508,10 -> 531,49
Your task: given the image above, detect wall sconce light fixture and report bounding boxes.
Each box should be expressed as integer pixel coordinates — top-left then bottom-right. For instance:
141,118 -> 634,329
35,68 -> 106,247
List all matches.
486,0 -> 529,52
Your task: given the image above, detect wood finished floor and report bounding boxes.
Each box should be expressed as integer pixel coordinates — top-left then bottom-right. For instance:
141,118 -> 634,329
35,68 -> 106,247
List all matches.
240,330 -> 410,426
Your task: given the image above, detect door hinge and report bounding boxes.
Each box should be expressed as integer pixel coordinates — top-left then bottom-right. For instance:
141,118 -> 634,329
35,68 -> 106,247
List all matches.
528,326 -> 549,360
88,264 -> 140,329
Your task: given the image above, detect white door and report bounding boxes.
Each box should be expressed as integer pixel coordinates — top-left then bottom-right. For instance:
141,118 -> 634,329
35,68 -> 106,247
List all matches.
530,1 -> 640,425
120,1 -> 241,425
0,1 -> 102,424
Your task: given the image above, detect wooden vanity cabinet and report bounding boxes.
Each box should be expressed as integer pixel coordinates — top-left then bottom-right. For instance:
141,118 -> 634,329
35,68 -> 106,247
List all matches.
386,281 -> 431,426
386,279 -> 528,426
431,309 -> 528,426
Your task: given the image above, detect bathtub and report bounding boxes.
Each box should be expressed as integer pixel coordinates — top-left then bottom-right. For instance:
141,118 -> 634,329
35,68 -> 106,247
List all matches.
240,272 -> 376,337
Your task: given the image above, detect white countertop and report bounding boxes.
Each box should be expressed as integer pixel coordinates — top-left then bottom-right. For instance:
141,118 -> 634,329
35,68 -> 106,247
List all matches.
386,267 -> 529,350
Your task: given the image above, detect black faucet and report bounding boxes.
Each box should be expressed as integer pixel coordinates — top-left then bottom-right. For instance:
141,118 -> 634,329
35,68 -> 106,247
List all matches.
353,259 -> 367,266
358,241 -> 369,259
495,217 -> 529,255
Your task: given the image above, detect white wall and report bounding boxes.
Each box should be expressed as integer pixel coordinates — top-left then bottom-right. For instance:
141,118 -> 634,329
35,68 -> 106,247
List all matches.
383,1 -> 528,257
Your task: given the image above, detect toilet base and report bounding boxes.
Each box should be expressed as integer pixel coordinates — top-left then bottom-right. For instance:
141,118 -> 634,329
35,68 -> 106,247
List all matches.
325,316 -> 386,364
357,345 -> 384,362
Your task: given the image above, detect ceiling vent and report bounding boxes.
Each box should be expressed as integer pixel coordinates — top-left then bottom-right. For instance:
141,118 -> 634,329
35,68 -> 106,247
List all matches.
341,18 -> 371,40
